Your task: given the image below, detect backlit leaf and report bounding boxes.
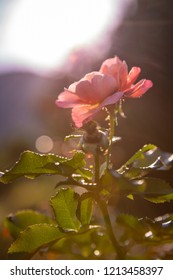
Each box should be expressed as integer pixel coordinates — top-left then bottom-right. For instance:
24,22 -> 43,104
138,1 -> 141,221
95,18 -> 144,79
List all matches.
118,144 -> 173,179
141,178 -> 173,203
50,188 -> 81,231
0,150 -> 86,184
79,195 -> 93,226
4,210 -> 55,239
8,224 -> 66,254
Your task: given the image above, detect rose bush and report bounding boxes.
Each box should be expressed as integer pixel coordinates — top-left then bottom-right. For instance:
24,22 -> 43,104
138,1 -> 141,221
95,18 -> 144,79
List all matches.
2,54 -> 173,261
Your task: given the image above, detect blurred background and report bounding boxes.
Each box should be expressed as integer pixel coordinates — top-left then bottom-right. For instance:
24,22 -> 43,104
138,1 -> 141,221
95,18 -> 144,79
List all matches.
0,0 -> 173,258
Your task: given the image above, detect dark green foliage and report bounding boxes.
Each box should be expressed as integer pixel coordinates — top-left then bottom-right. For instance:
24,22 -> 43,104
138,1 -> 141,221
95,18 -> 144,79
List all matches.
118,144 -> 173,179
1,144 -> 173,259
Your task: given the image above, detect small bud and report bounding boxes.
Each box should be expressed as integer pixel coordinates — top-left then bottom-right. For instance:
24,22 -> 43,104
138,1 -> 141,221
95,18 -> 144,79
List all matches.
79,121 -> 109,154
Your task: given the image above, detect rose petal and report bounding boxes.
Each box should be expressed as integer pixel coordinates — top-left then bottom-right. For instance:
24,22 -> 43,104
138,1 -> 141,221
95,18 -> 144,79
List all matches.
100,56 -> 123,75
72,104 -> 100,128
118,61 -> 128,89
126,67 -> 141,88
91,74 -> 118,101
83,72 -> 97,82
100,56 -> 128,89
125,79 -> 153,98
69,79 -> 94,103
69,72 -> 117,104
55,90 -> 83,108
72,91 -> 124,128
100,91 -> 124,107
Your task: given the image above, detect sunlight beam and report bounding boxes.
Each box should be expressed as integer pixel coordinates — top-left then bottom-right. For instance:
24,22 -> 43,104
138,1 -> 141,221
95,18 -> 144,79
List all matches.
0,0 -> 136,73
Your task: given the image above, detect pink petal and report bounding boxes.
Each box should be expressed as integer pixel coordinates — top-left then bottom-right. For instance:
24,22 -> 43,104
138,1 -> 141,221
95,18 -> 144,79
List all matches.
83,72 -> 97,82
56,72 -> 119,113
69,72 -> 107,104
100,56 -> 123,75
68,82 -> 77,93
71,72 -> 117,104
118,61 -> 128,89
72,91 -> 124,128
126,79 -> 153,98
126,67 -> 141,88
100,56 -> 128,89
91,73 -> 118,101
72,104 -> 101,128
100,91 -> 124,107
69,79 -> 94,103
55,90 -> 83,108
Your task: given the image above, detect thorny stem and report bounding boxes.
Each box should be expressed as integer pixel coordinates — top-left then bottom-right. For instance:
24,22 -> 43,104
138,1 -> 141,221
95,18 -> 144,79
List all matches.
93,141 -> 125,259
81,104 -> 124,258
97,197 -> 125,259
94,146 -> 100,182
106,110 -> 116,168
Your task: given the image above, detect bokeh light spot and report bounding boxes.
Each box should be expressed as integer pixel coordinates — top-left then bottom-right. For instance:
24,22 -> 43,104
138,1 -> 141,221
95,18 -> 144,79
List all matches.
35,135 -> 54,153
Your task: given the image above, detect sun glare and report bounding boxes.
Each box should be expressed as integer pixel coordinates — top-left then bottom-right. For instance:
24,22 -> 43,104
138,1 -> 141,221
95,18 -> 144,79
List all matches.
0,0 -> 133,73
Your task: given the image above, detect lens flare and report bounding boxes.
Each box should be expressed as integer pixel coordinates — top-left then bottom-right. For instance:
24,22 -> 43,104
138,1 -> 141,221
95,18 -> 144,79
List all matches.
0,0 -> 137,73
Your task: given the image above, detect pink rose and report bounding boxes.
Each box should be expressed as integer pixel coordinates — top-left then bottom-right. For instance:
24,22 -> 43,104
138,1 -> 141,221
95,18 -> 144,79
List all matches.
56,57 -> 153,128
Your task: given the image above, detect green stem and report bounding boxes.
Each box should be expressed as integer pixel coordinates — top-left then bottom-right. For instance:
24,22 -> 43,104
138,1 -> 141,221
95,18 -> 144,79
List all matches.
110,111 -> 115,146
106,111 -> 115,168
97,198 -> 125,259
94,146 -> 100,183
91,107 -> 124,258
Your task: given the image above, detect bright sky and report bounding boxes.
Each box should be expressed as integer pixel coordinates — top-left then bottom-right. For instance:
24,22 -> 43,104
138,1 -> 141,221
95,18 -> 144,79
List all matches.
0,0 -> 133,73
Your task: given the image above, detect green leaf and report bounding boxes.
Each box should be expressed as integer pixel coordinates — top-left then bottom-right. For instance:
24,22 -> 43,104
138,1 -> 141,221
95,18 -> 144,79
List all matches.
8,224 -> 66,254
50,225 -> 103,259
99,169 -> 173,204
116,214 -> 150,243
118,144 -> 173,179
120,144 -> 157,167
116,213 -> 173,257
139,178 -> 173,203
55,178 -> 80,188
116,214 -> 147,237
73,168 -> 93,181
4,210 -> 55,239
55,168 -> 93,189
117,214 -> 141,229
0,150 -> 86,184
79,195 -> 93,226
66,151 -> 86,170
50,188 -> 81,231
100,169 -> 139,196
106,167 -> 173,202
